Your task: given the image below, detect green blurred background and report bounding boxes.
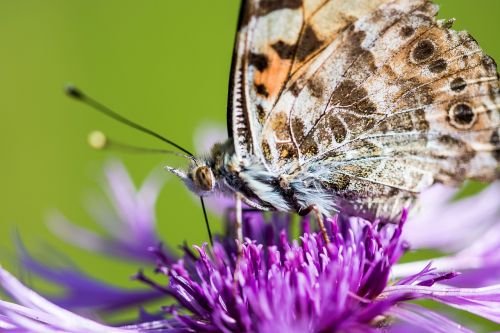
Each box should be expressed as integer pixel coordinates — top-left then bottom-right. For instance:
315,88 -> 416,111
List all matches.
0,0 -> 499,330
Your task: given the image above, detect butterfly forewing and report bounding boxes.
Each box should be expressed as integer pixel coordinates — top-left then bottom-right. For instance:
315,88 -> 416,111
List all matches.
229,0 -> 393,161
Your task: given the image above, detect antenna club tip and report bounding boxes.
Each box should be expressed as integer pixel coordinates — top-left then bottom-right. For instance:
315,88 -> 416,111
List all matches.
88,131 -> 107,150
64,84 -> 84,99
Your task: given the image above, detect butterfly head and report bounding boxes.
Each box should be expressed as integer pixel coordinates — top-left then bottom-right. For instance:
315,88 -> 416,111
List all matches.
165,161 -> 217,196
191,165 -> 216,193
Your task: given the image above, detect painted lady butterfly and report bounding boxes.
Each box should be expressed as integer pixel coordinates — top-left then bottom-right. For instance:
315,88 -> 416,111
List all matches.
167,0 -> 500,242
70,0 -> 500,243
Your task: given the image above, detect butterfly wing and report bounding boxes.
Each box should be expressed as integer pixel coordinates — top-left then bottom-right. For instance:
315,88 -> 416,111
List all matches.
229,0 -> 500,220
228,0 -> 393,162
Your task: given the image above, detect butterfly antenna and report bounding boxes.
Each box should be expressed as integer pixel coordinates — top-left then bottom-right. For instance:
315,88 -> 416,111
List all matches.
87,130 -> 196,161
66,85 -> 213,246
200,197 -> 213,246
65,84 -> 194,157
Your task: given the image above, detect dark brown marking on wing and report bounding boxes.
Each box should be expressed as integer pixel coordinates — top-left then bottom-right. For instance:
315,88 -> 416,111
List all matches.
438,134 -> 462,147
271,40 -> 296,60
400,26 -> 415,38
255,83 -> 270,97
329,80 -> 377,115
277,143 -> 297,159
482,55 -> 497,72
324,30 -> 377,115
300,137 -> 318,157
315,122 -> 333,148
256,104 -> 266,125
450,77 -> 467,92
290,82 -> 301,97
411,39 -> 436,63
257,0 -> 302,17
414,108 -> 430,132
491,130 -> 500,161
328,174 -> 351,192
249,52 -> 269,72
296,25 -> 324,62
344,30 -> 376,71
395,76 -> 435,108
376,112 -> 415,133
437,135 -> 476,166
261,139 -> 272,161
292,118 -> 305,138
307,77 -> 324,98
329,116 -> 347,143
429,58 -> 447,73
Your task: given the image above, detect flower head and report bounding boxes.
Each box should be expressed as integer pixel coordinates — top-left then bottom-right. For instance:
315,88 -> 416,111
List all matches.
2,160 -> 500,332
133,211 -> 500,333
144,214 -> 407,332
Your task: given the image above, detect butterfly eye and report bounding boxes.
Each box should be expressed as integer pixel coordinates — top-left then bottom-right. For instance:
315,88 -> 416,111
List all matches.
194,166 -> 214,192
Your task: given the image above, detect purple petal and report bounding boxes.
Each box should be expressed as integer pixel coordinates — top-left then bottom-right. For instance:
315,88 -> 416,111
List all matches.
388,303 -> 474,333
404,182 -> 500,251
0,266 -> 139,333
192,123 -> 227,155
383,284 -> 500,323
103,161 -> 162,244
48,212 -> 158,263
19,246 -> 163,311
47,160 -> 177,264
394,220 -> 500,287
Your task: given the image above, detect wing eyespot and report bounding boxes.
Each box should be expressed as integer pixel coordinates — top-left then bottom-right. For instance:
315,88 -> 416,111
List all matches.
411,39 -> 436,63
448,102 -> 477,129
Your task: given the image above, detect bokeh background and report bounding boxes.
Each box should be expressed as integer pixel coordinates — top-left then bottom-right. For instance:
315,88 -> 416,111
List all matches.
0,0 -> 499,330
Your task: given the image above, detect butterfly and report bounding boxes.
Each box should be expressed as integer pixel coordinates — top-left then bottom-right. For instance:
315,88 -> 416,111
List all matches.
69,0 -> 500,244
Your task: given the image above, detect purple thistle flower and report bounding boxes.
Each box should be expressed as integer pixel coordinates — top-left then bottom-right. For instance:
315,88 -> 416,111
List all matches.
4,211 -> 500,332
2,158 -> 500,332
146,215 -> 410,332
130,213 -> 500,333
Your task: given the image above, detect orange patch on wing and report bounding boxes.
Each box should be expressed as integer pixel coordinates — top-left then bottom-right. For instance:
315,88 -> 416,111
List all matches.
253,51 -> 292,101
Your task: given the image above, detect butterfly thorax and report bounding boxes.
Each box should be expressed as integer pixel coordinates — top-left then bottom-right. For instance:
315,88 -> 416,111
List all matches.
192,139 -> 339,216
201,140 -> 286,211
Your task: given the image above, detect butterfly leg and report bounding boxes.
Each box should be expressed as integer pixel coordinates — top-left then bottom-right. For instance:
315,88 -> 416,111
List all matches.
312,206 -> 330,244
235,193 -> 244,247
233,193 -> 244,288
